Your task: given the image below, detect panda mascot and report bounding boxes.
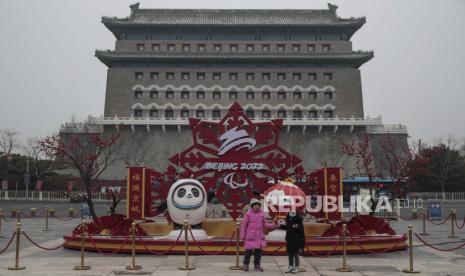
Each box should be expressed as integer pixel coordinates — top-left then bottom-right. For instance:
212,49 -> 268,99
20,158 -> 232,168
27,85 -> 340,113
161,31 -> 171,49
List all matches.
166,179 -> 209,240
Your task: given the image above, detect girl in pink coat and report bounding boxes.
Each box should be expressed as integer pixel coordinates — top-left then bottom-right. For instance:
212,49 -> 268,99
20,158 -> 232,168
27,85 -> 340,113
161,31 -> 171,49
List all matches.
240,198 -> 276,272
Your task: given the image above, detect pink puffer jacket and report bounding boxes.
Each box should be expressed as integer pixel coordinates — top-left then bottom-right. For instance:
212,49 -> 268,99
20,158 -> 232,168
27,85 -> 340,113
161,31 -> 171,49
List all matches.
240,210 -> 274,250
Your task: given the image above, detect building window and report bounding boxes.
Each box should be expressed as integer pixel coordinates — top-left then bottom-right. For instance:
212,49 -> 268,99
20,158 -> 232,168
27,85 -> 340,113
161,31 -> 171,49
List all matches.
150,91 -> 158,99
262,110 -> 270,118
197,44 -> 206,51
293,73 -> 301,81
246,91 -> 254,100
135,72 -> 143,80
152,44 -> 160,51
182,44 -> 190,51
214,44 -> 222,52
277,44 -> 285,52
246,44 -> 254,52
277,73 -> 286,80
150,72 -> 159,80
262,73 -> 270,80
308,73 -> 317,80
308,110 -> 317,118
213,73 -> 221,80
278,110 -> 287,118
324,73 -> 333,80
292,44 -> 300,52
246,73 -> 254,81
246,109 -> 255,118
324,110 -> 334,118
134,109 -> 143,117
149,109 -> 158,117
166,72 -> 174,80
307,44 -> 315,52
212,109 -> 221,119
181,109 -> 189,118
165,109 -> 174,118
230,44 -> 238,51
324,92 -> 333,100
229,91 -> 238,99
262,44 -> 270,52
293,92 -> 302,100
167,44 -> 175,51
197,72 -> 205,80
196,109 -> 205,118
181,72 -> 190,80
322,44 -> 330,52
309,92 -> 317,100
262,92 -> 270,100
278,92 -> 286,100
181,91 -> 190,99
134,90 -> 143,99
166,90 -> 174,99
197,91 -> 205,99
229,73 -> 238,80
293,110 -> 302,118
137,44 -> 145,51
213,91 -> 221,99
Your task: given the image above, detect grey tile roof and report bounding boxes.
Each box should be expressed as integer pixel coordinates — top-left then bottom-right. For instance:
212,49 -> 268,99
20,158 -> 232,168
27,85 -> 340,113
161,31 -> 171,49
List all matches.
102,4 -> 365,27
95,50 -> 373,68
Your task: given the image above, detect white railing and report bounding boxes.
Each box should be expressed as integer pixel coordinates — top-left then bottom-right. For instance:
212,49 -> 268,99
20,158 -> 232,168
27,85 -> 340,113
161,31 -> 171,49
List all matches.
0,190 -> 122,202
367,124 -> 408,134
86,115 -> 384,126
408,192 -> 465,201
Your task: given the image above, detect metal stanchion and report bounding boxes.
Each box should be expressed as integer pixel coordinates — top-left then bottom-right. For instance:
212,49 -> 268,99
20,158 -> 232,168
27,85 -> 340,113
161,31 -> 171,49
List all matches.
402,225 -> 420,273
126,222 -> 142,270
336,224 -> 354,272
42,206 -> 51,232
0,209 -> 4,238
179,220 -> 195,270
8,223 -> 25,270
448,209 -> 458,239
420,211 -> 429,236
74,220 -> 91,270
212,205 -> 216,219
80,205 -> 84,221
229,222 -> 242,270
16,208 -> 21,223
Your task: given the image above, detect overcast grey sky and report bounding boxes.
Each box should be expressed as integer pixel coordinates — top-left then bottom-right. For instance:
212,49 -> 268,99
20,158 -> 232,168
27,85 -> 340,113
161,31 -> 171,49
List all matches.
0,0 -> 464,145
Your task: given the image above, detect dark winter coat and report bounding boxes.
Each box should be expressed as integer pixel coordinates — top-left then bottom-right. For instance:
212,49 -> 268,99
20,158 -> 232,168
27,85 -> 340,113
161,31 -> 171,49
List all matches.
285,214 -> 305,254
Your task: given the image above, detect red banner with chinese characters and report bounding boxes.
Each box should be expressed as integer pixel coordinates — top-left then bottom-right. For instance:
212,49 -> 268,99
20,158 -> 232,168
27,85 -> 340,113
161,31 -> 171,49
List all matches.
127,167 -> 145,219
322,167 -> 343,221
144,168 -> 154,217
309,169 -> 325,219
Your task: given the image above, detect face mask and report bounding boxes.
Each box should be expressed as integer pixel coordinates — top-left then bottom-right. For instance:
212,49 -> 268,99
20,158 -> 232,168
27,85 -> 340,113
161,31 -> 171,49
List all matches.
289,212 -> 296,217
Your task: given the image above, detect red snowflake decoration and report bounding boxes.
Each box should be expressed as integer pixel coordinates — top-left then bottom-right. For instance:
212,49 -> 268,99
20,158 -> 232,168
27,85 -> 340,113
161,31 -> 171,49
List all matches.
167,102 -> 304,220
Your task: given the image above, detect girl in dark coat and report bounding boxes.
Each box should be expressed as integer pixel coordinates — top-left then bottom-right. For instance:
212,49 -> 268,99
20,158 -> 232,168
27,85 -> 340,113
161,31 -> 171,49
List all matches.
285,211 -> 305,273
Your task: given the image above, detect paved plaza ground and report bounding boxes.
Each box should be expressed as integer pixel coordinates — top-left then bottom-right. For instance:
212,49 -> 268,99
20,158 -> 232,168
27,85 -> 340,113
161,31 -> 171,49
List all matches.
1,201 -> 465,275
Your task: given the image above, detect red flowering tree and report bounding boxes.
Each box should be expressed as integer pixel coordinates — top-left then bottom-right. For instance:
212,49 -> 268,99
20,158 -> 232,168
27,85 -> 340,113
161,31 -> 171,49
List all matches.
39,130 -> 120,219
378,134 -> 430,197
341,132 -> 379,214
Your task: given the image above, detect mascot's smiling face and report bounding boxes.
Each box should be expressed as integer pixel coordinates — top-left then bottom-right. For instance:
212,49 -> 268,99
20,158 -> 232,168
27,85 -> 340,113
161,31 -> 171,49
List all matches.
167,179 -> 208,225
171,182 -> 205,210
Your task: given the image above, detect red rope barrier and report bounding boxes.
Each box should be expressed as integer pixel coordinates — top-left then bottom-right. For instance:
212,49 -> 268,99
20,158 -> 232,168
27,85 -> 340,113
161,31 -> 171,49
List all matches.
0,215 -> 15,222
85,229 -> 131,256
348,233 -> 407,254
187,227 -> 236,255
425,214 -> 451,225
454,216 -> 465,230
136,227 -> 184,255
414,232 -> 465,251
0,232 -> 16,255
304,235 -> 343,258
22,231 -> 74,250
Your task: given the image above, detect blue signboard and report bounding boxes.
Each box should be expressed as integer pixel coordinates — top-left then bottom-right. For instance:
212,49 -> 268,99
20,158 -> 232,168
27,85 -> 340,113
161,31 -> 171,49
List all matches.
428,201 -> 442,220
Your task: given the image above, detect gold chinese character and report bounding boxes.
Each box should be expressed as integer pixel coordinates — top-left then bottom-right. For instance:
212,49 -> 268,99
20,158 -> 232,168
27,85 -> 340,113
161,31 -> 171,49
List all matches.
132,173 -> 141,181
131,206 -> 140,213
